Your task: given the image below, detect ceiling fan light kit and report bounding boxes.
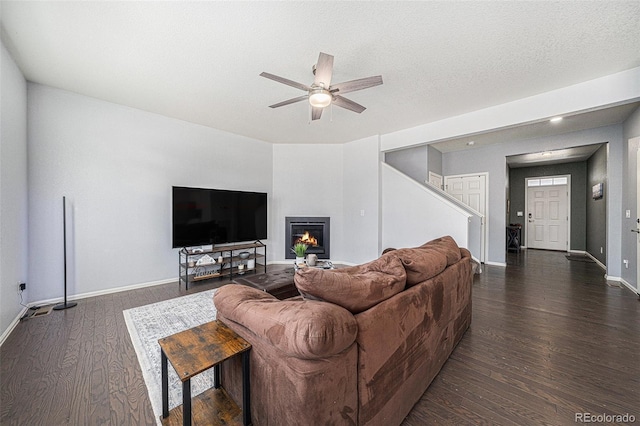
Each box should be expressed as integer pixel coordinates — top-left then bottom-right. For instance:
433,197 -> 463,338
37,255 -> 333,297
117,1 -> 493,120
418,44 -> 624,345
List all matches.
260,52 -> 383,121
308,88 -> 332,108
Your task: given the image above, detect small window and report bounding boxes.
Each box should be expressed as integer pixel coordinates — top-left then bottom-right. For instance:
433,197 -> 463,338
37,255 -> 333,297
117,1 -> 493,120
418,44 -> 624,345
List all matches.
553,177 -> 568,185
527,176 -> 568,187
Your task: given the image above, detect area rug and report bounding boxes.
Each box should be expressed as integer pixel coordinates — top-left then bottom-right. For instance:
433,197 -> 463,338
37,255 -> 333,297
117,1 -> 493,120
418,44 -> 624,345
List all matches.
123,289 -> 217,424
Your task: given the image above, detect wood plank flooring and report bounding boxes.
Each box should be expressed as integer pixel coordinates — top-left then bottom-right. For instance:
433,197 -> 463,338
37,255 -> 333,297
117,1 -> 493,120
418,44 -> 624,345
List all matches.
1,251 -> 638,425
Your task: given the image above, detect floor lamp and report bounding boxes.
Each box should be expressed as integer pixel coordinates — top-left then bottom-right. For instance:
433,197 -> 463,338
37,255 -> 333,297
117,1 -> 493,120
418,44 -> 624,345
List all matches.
53,196 -> 77,310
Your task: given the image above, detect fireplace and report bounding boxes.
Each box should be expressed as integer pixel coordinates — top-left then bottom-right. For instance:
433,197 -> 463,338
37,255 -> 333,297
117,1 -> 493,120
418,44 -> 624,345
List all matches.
285,217 -> 330,259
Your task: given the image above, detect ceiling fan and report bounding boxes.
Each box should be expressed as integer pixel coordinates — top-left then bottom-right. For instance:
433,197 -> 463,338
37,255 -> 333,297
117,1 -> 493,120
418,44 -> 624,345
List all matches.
260,52 -> 383,120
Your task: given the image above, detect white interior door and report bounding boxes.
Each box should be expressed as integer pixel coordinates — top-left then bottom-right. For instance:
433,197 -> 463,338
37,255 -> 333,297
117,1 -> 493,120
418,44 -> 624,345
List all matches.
427,171 -> 443,189
445,173 -> 487,262
445,174 -> 486,212
526,179 -> 569,251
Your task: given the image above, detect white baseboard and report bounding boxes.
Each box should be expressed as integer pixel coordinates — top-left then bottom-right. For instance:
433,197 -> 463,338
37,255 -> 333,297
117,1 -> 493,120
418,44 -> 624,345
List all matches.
0,307 -> 29,347
27,277 -> 177,309
605,275 -> 640,296
0,277 -> 177,347
584,252 -> 607,271
619,278 -> 640,296
485,260 -> 507,267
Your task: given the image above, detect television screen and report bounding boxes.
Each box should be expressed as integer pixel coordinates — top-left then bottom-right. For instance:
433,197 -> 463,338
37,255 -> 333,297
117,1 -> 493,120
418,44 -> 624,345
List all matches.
172,186 -> 267,248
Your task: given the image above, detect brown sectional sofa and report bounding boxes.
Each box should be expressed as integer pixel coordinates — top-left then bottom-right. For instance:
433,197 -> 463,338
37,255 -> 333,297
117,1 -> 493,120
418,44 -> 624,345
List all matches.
214,236 -> 473,425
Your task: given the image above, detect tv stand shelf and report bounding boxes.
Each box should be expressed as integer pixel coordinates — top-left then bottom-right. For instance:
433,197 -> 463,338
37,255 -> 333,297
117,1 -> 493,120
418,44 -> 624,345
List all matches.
179,241 -> 266,289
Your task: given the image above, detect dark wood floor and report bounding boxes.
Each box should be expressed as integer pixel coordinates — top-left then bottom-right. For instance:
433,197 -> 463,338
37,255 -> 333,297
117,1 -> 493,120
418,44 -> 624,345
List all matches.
1,251 -> 638,425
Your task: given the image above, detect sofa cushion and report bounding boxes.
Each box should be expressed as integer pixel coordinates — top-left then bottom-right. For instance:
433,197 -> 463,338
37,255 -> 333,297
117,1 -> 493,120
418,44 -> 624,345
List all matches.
420,235 -> 461,266
294,255 -> 406,314
214,285 -> 357,359
383,247 -> 448,287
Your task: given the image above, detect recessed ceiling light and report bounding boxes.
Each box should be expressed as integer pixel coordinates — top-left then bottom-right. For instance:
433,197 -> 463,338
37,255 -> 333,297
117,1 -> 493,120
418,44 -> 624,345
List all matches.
466,141 -> 475,146
550,116 -> 563,123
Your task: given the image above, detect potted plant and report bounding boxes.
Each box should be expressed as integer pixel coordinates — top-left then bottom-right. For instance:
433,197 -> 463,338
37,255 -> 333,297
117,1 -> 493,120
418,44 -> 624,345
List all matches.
292,243 -> 308,265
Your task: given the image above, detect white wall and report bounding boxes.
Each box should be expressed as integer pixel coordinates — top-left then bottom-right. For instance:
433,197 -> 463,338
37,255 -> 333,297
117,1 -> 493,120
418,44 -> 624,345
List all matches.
343,135 -> 381,263
271,144 -> 344,262
381,163 -> 471,251
1,42 -> 29,340
384,145 -> 427,183
442,125 -> 624,271
27,84 -> 272,303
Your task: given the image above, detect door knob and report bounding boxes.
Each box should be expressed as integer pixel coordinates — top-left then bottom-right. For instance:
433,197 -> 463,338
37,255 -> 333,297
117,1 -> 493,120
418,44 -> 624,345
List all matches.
632,229 -> 640,233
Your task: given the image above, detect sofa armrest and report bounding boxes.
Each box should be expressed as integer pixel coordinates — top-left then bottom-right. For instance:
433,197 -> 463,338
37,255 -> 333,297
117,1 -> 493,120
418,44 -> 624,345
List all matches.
214,284 -> 358,359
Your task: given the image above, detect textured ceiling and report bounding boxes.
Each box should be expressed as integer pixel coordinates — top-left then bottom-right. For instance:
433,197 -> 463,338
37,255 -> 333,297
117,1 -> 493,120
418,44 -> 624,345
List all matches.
1,1 -> 640,144
506,144 -> 604,169
432,102 -> 640,153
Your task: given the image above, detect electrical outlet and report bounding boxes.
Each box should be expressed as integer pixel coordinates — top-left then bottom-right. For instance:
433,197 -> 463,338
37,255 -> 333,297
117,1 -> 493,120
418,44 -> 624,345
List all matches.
600,247 -> 603,254
18,282 -> 26,291
624,259 -> 629,269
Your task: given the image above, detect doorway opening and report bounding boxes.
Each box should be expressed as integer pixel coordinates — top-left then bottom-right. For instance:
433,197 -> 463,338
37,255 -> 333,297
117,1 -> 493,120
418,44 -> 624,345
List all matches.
525,175 -> 570,251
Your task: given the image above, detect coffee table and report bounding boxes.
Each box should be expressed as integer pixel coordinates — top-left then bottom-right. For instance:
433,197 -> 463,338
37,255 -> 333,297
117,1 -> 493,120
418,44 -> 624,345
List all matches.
233,268 -> 298,300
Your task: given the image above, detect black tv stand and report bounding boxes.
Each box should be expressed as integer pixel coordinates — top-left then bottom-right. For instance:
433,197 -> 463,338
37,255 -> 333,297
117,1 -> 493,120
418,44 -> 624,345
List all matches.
179,241 -> 266,289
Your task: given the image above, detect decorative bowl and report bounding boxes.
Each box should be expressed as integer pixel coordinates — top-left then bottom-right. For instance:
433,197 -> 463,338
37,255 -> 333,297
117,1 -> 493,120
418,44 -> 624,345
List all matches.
239,251 -> 250,259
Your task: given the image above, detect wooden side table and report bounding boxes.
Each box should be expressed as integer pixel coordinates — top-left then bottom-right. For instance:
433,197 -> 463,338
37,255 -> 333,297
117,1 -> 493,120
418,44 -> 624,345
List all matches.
158,320 -> 252,426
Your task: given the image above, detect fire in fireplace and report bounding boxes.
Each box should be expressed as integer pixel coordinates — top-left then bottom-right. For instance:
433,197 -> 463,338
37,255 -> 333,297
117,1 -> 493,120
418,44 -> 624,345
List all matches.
285,217 -> 330,259
295,231 -> 318,246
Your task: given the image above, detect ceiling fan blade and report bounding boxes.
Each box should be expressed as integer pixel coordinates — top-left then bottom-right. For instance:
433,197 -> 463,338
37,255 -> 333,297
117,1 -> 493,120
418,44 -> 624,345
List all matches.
260,72 -> 311,92
332,95 -> 366,113
268,95 -> 308,109
330,75 -> 383,95
314,52 -> 334,88
311,106 -> 323,120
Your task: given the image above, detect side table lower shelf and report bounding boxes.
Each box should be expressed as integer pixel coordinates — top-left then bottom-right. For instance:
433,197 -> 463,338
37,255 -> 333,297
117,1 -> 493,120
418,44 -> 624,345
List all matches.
160,387 -> 243,426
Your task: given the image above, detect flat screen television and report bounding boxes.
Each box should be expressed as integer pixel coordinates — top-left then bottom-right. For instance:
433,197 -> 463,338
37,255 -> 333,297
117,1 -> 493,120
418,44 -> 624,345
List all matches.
172,186 -> 267,248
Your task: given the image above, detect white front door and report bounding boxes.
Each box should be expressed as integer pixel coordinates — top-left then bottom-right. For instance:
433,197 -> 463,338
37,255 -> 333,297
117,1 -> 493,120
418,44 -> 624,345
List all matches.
526,178 -> 569,251
445,173 -> 487,262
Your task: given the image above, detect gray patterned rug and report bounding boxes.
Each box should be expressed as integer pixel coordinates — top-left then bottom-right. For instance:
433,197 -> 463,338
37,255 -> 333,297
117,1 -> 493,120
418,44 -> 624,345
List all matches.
123,289 -> 217,424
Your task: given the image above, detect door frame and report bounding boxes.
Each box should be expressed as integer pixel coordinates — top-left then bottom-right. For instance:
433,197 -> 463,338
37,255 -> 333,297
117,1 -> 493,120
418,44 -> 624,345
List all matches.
525,174 -> 571,251
444,172 -> 489,263
635,141 -> 640,290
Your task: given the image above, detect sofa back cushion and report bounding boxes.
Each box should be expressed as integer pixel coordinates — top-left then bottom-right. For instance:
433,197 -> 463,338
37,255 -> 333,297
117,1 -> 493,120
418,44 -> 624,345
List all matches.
388,248 -> 447,287
214,285 -> 357,359
421,235 -> 462,266
294,255 -> 406,314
